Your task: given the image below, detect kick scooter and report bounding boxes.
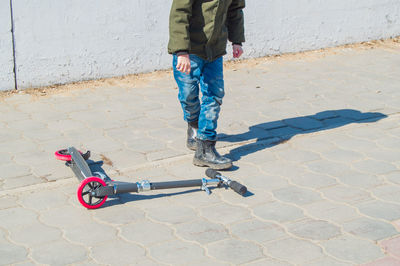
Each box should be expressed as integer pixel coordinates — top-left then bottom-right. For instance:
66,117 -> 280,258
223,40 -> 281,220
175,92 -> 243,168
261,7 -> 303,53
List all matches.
55,147 -> 247,209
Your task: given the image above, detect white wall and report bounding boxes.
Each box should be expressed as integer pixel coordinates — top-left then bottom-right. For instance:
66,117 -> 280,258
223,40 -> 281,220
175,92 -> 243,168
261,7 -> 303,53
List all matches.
2,0 -> 400,90
0,1 -> 15,91
244,0 -> 400,57
12,0 -> 170,89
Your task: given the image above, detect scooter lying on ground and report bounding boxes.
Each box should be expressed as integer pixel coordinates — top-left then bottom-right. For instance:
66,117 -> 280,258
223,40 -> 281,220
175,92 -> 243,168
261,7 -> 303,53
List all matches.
55,147 -> 247,209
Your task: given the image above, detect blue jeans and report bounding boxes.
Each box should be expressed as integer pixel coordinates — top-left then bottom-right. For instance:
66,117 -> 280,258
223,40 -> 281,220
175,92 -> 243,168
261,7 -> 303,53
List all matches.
173,54 -> 224,141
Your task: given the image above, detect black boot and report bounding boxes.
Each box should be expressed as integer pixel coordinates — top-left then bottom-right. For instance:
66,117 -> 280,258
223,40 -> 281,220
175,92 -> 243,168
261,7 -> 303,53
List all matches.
193,139 -> 232,170
187,120 -> 198,151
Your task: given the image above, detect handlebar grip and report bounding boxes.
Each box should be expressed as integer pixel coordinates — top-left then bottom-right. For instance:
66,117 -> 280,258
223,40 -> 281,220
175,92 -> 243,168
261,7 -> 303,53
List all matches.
206,168 -> 219,179
229,181 -> 247,196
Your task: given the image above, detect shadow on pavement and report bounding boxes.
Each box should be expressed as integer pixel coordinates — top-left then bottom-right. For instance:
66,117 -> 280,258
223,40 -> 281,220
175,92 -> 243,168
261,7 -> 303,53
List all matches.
102,187 -> 222,208
218,109 -> 387,163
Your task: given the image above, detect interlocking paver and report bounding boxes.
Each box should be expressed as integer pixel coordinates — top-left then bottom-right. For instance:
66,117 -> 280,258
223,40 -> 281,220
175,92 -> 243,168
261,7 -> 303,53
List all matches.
342,217 -> 398,241
8,221 -> 62,245
252,201 -> 305,223
146,148 -> 185,162
149,239 -> 206,265
40,205 -> 94,228
120,220 -> 174,246
364,148 -> 400,164
287,219 -> 341,240
175,218 -> 229,244
103,149 -> 147,170
291,135 -> 338,153
0,42 -> 399,265
332,135 -> 380,154
125,137 -> 167,153
19,189 -> 68,211
335,170 -> 384,189
30,110 -> 69,122
93,204 -> 146,225
244,172 -> 288,191
0,163 -> 31,179
146,203 -> 198,224
273,186 -> 322,205
0,195 -> 19,209
259,160 -> 309,179
82,136 -> 125,153
381,236 -> 400,258
383,171 -> 400,185
322,235 -> 384,264
47,119 -> 88,132
14,151 -> 55,167
347,126 -> 385,141
7,120 -> 47,132
218,187 -> 274,207
356,201 -> 400,221
290,172 -> 337,189
0,207 -> 38,229
370,185 -> 400,202
2,175 -> 44,190
307,256 -> 353,266
264,237 -> 324,264
322,148 -> 365,163
31,161 -> 72,182
305,160 -> 353,177
243,258 -> 292,266
0,229 -> 28,265
275,148 -> 321,163
353,159 -> 398,175
200,202 -> 252,224
319,185 -> 373,204
148,127 -> 185,143
362,256 -> 400,266
125,117 -> 167,131
64,222 -> 118,246
90,240 -> 146,265
0,152 -> 13,165
11,260 -> 36,266
189,258 -> 230,266
168,187 -> 224,208
0,110 -> 30,122
230,219 -> 287,244
376,136 -> 400,150
31,240 -> 88,265
207,238 -> 264,264
302,201 -> 361,223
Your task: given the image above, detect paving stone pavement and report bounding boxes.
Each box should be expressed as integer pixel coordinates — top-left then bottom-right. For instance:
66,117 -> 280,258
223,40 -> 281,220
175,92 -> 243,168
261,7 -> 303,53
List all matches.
1,42 -> 400,265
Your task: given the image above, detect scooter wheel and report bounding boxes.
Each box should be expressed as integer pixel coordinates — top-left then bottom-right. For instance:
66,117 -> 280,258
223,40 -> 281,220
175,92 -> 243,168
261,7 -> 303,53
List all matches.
77,177 -> 108,209
54,149 -> 72,161
55,149 -> 84,161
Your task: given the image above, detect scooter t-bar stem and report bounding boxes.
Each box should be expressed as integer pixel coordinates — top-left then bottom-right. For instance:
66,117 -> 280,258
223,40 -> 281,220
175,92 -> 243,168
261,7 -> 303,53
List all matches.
114,179 -> 205,194
205,169 -> 247,195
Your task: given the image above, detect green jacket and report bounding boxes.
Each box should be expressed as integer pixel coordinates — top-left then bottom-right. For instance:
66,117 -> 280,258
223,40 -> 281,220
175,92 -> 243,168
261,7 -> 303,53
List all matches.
168,0 -> 245,61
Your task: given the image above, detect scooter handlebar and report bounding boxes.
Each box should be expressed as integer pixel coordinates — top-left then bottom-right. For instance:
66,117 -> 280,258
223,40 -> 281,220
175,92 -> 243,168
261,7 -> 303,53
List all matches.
229,181 -> 247,195
205,168 -> 247,196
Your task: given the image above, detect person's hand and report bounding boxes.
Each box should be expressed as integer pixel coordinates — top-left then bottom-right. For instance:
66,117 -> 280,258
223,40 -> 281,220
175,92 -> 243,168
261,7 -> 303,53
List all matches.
176,54 -> 191,74
233,44 -> 243,58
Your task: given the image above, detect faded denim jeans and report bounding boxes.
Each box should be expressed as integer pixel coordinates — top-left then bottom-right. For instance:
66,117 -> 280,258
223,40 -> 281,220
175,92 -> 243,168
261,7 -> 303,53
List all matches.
173,54 -> 224,141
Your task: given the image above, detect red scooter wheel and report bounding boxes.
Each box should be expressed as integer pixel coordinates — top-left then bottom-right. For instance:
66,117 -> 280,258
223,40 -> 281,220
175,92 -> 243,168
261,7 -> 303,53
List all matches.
54,149 -> 72,161
77,177 -> 108,209
55,149 -> 84,161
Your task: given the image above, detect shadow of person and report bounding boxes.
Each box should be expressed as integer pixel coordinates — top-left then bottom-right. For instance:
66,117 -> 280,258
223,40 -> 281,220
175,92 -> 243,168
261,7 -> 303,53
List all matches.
218,109 -> 387,162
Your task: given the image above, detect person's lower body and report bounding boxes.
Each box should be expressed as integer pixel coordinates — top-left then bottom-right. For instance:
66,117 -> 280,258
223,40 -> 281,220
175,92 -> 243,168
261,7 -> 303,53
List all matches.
173,54 -> 232,170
